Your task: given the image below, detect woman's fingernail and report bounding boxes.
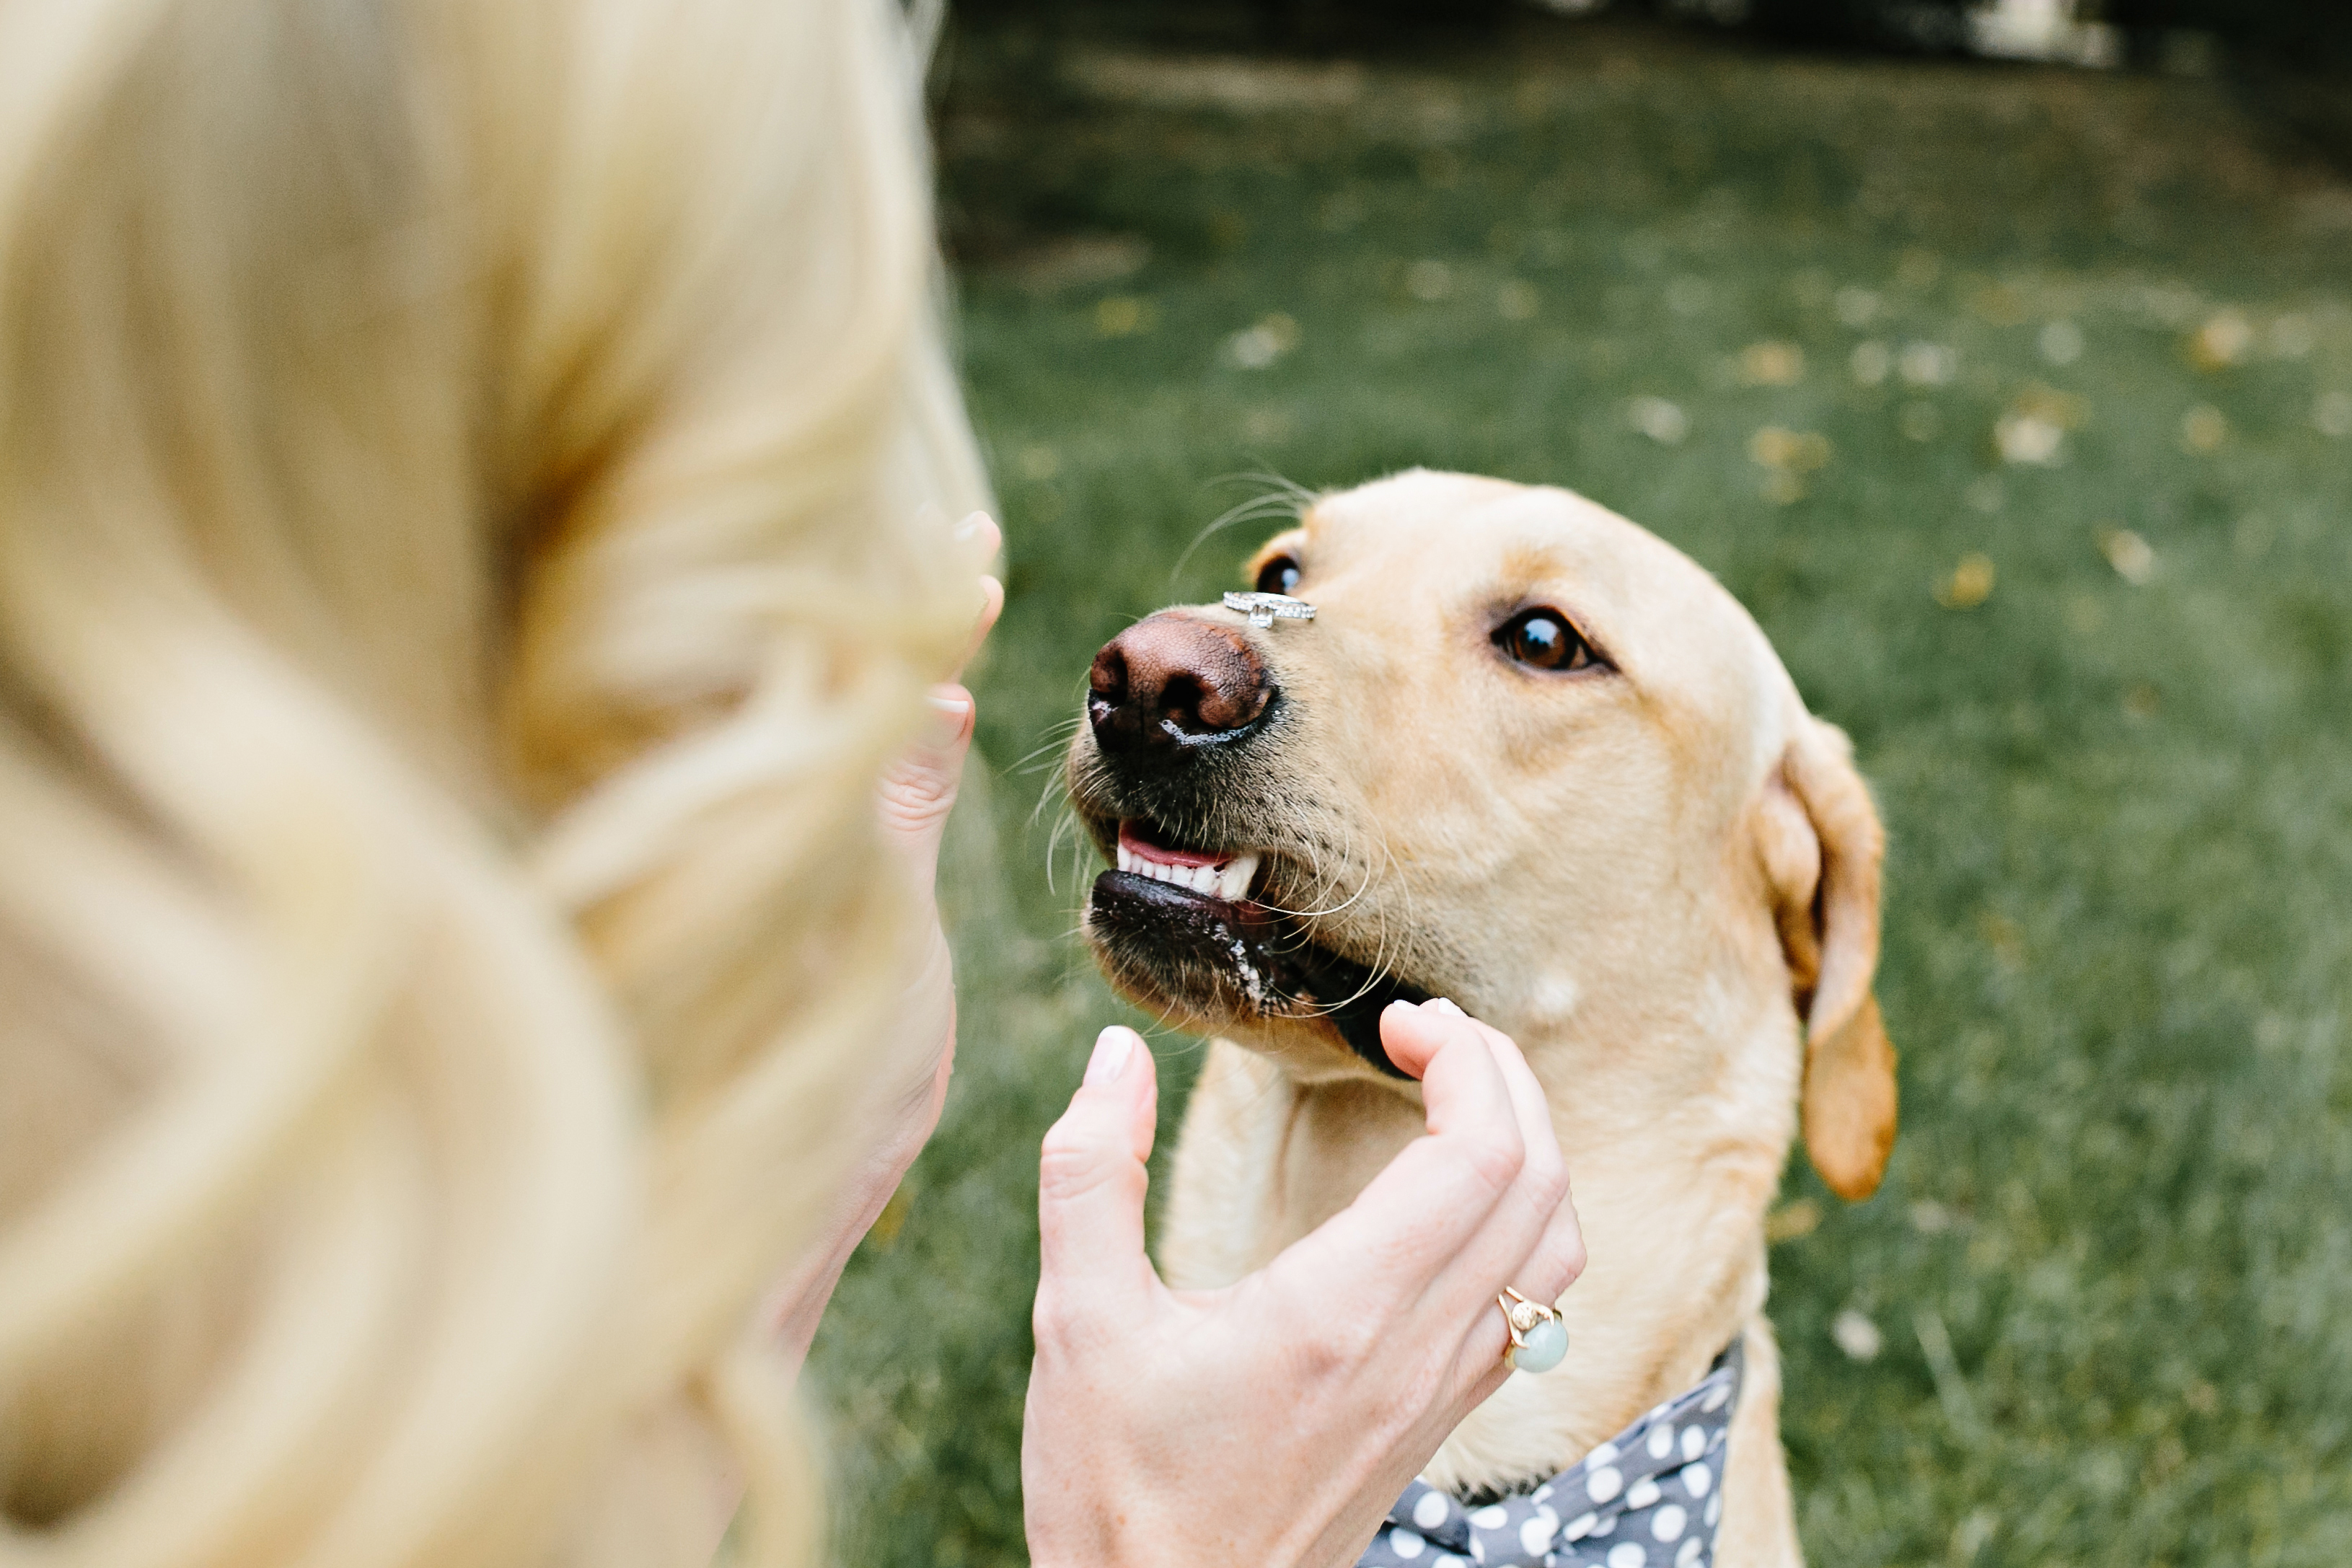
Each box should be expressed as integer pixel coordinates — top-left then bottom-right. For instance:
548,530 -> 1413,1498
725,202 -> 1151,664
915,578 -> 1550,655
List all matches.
1084,1026 -> 1136,1086
922,690 -> 971,746
1428,997 -> 1466,1018
954,511 -> 992,543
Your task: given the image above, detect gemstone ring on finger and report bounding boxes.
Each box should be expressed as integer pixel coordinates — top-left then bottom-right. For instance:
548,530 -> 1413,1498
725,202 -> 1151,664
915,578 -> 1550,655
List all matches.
1497,1286 -> 1568,1373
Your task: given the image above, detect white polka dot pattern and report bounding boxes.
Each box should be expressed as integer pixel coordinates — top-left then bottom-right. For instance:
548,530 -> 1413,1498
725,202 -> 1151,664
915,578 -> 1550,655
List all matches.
1356,1341 -> 1743,1568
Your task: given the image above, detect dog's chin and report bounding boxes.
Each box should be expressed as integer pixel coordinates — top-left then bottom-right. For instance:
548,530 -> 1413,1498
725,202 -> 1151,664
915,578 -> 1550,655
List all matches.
1084,869 -> 1427,1078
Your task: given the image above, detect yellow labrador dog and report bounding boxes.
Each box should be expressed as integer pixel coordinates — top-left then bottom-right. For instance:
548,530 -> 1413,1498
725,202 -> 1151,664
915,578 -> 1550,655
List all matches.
1064,470 -> 1895,1567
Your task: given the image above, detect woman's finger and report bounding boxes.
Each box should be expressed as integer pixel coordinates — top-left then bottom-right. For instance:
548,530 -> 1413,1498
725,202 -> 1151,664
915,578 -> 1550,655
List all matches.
1035,1028 -> 1161,1316
1442,1007 -> 1574,1309
957,572 -> 1004,674
949,512 -> 1004,679
955,508 -> 1003,568
1377,1003 -> 1563,1311
1404,1010 -> 1583,1395
876,682 -> 975,875
1489,1014 -> 1585,1311
1373,994 -> 1452,1080
1270,1002 -> 1525,1312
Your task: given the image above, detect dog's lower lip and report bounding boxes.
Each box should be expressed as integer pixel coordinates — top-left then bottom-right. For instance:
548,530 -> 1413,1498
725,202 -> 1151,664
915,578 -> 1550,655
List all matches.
1085,868 -> 1426,1078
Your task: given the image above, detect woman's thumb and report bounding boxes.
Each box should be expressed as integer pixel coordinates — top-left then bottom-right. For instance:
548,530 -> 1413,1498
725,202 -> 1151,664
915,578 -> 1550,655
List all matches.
1035,1028 -> 1158,1300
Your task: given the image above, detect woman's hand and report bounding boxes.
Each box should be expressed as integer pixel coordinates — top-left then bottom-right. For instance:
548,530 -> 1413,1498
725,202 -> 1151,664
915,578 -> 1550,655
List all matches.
770,512 -> 1003,1367
1023,1001 -> 1586,1568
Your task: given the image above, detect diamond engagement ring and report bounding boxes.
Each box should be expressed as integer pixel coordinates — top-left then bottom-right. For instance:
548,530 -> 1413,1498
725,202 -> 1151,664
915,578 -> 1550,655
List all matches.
1498,1286 -> 1569,1373
1223,590 -> 1317,629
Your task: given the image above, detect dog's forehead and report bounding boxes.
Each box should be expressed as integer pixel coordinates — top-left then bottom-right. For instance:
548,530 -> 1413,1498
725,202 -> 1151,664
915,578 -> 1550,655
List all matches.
1304,471 -> 1738,635
1298,470 -> 1797,774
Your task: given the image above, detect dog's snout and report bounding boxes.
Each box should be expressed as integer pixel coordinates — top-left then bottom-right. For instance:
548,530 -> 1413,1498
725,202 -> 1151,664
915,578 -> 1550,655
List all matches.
1088,614 -> 1272,757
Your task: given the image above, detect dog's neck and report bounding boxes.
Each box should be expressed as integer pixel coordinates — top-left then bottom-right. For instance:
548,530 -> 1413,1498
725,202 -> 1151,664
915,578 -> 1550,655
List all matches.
1160,977 -> 1802,1497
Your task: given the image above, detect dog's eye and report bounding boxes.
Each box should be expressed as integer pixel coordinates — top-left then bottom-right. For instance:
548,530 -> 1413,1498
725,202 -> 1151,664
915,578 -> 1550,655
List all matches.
1254,555 -> 1303,596
1495,609 -> 1598,672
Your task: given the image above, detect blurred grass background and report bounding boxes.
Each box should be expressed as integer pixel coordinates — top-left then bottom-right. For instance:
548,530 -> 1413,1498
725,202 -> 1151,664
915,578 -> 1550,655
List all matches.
806,12 -> 2352,1565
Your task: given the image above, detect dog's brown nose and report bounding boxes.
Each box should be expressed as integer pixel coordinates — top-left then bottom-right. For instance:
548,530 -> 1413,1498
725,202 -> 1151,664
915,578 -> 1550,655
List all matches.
1088,613 -> 1272,757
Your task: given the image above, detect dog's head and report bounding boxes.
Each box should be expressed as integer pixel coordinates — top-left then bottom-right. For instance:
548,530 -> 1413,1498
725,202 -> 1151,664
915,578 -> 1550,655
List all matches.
1065,470 -> 1896,1199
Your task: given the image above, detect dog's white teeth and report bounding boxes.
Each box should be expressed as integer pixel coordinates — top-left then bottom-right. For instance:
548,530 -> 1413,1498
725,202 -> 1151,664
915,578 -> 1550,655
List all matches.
1119,845 -> 1256,899
1217,853 -> 1261,902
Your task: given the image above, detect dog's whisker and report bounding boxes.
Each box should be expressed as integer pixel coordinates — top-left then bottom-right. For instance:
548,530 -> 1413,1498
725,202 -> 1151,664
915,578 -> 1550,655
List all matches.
1010,734 -> 1086,780
1067,811 -> 1099,901
1215,469 -> 1319,514
1170,477 -> 1314,582
1029,774 -> 1067,831
1042,823 -> 1066,898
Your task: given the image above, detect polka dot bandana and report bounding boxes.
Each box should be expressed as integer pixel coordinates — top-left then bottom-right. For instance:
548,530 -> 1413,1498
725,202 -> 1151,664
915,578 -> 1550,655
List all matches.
1356,1339 -> 1743,1568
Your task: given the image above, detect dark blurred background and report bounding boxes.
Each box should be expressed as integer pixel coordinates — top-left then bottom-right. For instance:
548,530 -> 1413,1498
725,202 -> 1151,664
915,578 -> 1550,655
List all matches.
941,0 -> 2352,167
809,4 -> 2352,1564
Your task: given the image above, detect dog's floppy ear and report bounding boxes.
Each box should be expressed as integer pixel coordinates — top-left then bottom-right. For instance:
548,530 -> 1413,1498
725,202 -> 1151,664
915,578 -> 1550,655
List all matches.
1755,718 -> 1896,1201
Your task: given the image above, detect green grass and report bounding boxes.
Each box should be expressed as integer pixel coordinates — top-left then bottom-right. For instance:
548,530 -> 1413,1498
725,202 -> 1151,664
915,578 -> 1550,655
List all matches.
806,17 -> 2352,1566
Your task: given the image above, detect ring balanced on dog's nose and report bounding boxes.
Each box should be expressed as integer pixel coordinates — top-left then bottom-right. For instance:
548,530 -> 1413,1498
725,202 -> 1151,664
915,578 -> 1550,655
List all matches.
1222,590 -> 1316,629
1498,1287 -> 1569,1373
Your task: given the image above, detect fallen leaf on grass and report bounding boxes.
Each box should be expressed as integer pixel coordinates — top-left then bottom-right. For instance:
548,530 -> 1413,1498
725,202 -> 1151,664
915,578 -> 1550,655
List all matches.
1899,341 -> 1957,387
1406,259 -> 1453,302
1909,1200 -> 1959,1234
1750,426 -> 1831,502
2181,404 -> 2227,452
1739,340 -> 1805,386
1996,413 -> 2064,465
1936,552 -> 1996,609
1095,295 -> 1156,338
2188,309 -> 2254,371
1226,312 -> 1299,369
1832,1308 -> 1884,1362
2099,527 -> 2156,585
1748,426 -> 1831,470
2315,391 -> 2352,438
1967,280 -> 2028,326
1628,396 -> 1688,444
1996,382 -> 2087,464
1835,286 -> 1881,327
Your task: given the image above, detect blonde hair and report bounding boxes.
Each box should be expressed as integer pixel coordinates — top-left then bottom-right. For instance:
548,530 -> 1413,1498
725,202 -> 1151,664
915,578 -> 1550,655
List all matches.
0,0 -> 989,1564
